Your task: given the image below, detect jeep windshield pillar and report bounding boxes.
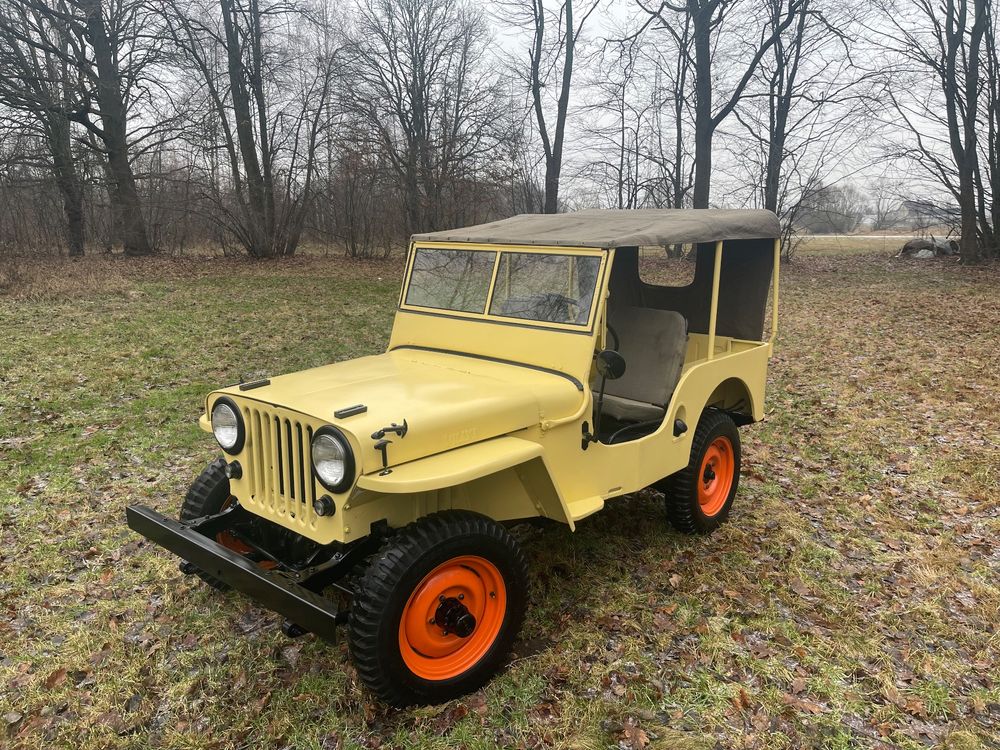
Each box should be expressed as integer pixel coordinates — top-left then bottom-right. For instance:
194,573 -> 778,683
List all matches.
126,208 -> 781,706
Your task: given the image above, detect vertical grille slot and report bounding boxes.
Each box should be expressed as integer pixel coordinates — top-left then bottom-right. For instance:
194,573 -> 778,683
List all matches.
274,416 -> 284,494
306,426 -> 316,506
296,423 -> 307,514
239,405 -> 317,526
285,419 -> 295,500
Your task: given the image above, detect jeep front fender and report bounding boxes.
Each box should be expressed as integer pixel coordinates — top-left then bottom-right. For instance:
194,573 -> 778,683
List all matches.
354,436 -> 574,528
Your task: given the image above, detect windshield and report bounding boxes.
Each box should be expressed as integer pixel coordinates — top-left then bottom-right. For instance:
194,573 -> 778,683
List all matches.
404,247 -> 496,313
489,252 -> 601,325
403,246 -> 603,327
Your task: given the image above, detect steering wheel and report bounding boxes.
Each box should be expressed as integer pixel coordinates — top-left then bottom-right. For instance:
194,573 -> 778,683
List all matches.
606,322 -> 620,351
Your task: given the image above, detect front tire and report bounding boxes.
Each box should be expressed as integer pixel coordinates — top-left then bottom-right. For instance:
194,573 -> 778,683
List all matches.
348,511 -> 528,706
658,410 -> 741,534
179,458 -> 277,590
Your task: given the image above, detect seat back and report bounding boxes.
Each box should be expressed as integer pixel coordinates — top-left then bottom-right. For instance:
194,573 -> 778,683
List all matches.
604,306 -> 687,409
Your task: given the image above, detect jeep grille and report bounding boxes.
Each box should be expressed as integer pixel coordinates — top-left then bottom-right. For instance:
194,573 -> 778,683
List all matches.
242,405 -> 318,525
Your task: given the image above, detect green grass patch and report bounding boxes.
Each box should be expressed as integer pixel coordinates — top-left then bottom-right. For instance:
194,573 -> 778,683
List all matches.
1,251 -> 998,748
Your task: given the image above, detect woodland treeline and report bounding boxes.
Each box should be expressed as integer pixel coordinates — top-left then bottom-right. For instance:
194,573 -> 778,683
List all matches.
0,0 -> 997,262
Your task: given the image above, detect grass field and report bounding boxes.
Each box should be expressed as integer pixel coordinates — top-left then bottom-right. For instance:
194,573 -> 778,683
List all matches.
1,247 -> 998,749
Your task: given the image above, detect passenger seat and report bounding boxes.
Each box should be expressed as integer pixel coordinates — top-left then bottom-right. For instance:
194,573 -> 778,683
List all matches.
600,306 -> 688,423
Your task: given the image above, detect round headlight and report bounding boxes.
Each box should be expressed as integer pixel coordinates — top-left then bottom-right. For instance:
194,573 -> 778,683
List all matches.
211,398 -> 244,454
311,428 -> 354,493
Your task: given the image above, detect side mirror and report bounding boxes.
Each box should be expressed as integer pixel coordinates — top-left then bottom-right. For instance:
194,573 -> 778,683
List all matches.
595,349 -> 626,380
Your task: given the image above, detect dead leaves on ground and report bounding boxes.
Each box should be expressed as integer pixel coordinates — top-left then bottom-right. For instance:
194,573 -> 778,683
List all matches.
2,253 -> 999,749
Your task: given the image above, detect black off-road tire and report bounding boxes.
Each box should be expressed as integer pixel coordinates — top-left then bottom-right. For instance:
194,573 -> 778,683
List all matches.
348,510 -> 528,707
657,410 -> 741,534
179,458 -> 234,590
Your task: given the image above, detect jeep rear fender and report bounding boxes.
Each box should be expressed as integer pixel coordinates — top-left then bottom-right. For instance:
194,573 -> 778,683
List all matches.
353,436 -> 574,528
704,377 -> 757,424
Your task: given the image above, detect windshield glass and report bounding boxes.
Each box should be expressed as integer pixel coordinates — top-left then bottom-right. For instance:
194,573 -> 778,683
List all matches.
403,246 -> 603,327
489,253 -> 601,325
404,247 -> 496,313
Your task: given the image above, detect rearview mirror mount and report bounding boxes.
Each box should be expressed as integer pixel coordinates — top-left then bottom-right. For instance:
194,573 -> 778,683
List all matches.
585,350 -> 627,447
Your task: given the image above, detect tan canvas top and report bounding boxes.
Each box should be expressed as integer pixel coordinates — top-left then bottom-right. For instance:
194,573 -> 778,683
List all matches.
411,208 -> 781,248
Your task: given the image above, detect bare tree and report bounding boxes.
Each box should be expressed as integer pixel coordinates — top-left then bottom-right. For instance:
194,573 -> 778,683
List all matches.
722,0 -> 874,260
636,0 -> 806,208
796,181 -> 866,233
0,2 -> 87,255
869,178 -> 903,231
0,0 -> 158,255
497,0 -> 601,213
579,35 -> 649,209
645,12 -> 694,210
343,0 -> 509,235
162,0 -> 338,257
976,2 -> 999,254
880,0 -> 991,263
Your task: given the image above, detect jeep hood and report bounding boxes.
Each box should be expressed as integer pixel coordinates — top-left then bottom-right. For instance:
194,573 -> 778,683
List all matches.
215,348 -> 584,473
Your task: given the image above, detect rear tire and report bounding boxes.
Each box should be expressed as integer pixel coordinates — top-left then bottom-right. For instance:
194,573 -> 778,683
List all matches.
657,410 -> 741,534
348,510 -> 528,707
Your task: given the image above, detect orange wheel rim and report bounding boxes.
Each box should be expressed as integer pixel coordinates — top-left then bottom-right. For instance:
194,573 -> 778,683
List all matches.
697,436 -> 734,517
399,556 -> 507,681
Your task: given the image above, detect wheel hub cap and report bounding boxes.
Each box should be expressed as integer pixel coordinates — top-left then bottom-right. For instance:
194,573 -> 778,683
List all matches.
434,597 -> 476,638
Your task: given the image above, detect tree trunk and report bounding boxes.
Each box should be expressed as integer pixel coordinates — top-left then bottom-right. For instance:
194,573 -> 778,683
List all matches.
81,0 -> 152,256
690,2 -> 713,209
543,0 -> 576,214
954,0 -> 986,264
543,160 -> 560,214
45,113 -> 85,257
220,0 -> 273,257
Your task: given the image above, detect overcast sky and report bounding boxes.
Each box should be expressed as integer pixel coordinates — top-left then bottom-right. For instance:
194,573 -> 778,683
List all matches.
478,0 -> 944,209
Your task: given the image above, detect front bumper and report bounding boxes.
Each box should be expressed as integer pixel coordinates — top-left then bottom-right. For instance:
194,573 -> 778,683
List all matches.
126,504 -> 349,641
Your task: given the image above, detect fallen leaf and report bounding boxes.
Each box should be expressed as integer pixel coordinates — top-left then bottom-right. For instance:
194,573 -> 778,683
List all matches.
44,667 -> 67,690
620,718 -> 650,749
466,692 -> 488,715
782,693 -> 826,714
789,578 -> 811,597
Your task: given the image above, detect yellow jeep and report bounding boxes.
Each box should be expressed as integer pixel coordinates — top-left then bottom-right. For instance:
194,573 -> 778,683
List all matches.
127,208 -> 781,706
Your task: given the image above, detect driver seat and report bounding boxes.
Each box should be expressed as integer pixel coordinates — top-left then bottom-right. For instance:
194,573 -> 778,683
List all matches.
601,306 -> 688,423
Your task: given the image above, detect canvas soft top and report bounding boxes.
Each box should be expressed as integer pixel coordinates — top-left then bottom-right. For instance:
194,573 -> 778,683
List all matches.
410,208 -> 781,248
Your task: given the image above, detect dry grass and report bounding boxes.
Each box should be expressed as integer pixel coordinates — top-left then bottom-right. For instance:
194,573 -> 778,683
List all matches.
1,247 -> 998,749
796,235 -> 910,256
0,254 -> 399,301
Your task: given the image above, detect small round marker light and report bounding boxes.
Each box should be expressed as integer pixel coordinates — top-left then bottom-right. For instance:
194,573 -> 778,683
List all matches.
224,460 -> 242,480
313,495 -> 335,517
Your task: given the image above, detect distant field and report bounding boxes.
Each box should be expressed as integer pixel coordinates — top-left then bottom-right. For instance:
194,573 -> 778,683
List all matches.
1,250 -> 997,749
796,235 -> 917,256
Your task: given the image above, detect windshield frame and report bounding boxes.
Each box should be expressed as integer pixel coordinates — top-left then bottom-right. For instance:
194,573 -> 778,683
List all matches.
398,241 -> 609,334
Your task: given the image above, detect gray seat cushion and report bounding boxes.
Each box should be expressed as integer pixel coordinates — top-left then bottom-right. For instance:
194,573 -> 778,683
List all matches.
601,306 -> 687,421
601,393 -> 666,422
